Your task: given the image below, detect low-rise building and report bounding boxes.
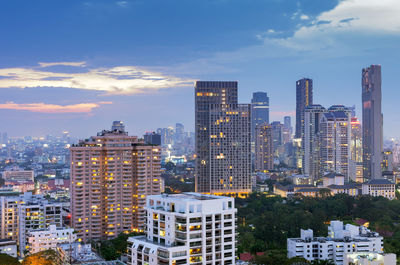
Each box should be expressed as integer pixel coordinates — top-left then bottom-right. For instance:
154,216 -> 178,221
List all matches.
362,179 -> 396,200
27,225 -> 76,254
128,193 -> 237,265
2,169 -> 34,182
344,252 -> 396,265
288,221 -> 384,265
0,239 -> 17,258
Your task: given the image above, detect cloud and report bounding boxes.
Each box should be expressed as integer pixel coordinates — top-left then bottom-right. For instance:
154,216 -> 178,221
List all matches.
300,14 -> 309,20
0,63 -> 194,95
116,1 -> 128,7
262,0 -> 400,52
38,61 -> 86,68
0,101 -> 112,113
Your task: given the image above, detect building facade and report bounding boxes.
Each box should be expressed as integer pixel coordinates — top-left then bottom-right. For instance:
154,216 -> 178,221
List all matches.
128,193 -> 237,265
70,123 -> 161,243
255,123 -> 274,172
195,81 -> 251,195
362,65 -> 383,180
296,78 -> 313,139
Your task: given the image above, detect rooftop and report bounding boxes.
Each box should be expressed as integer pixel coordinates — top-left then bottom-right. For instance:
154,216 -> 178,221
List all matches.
365,179 -> 394,185
151,192 -> 221,201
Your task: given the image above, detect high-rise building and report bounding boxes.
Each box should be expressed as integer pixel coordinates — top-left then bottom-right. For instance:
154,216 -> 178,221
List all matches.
175,123 -> 185,143
349,117 -> 363,182
382,150 -> 394,172
283,116 -> 292,142
351,117 -> 363,163
295,78 -> 313,139
195,81 -> 251,195
362,65 -> 383,179
144,132 -> 162,146
319,108 -> 351,179
70,122 -> 161,243
251,92 -> 269,140
255,123 -> 274,172
127,193 -> 237,265
302,105 -> 326,180
271,121 -> 284,156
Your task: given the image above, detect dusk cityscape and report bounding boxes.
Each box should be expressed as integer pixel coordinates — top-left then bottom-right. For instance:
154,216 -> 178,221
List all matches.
0,1 -> 400,265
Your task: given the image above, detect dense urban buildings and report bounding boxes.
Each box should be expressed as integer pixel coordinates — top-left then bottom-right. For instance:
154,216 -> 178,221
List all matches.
128,193 -> 236,265
287,221 -> 385,265
295,78 -> 313,139
254,123 -> 274,172
70,122 -> 161,242
362,65 -> 383,180
0,192 -> 63,256
251,92 -> 269,140
195,81 -> 251,195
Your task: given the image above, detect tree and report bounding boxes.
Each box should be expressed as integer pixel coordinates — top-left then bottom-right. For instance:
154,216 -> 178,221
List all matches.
22,249 -> 62,265
0,253 -> 20,265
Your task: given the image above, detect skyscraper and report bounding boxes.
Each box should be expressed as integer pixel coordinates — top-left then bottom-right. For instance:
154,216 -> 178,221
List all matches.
255,123 -> 274,172
270,121 -> 283,156
319,107 -> 351,179
251,92 -> 269,140
302,104 -> 326,179
296,78 -> 313,139
195,81 -> 251,195
283,116 -> 292,145
70,122 -> 161,242
362,65 -> 383,179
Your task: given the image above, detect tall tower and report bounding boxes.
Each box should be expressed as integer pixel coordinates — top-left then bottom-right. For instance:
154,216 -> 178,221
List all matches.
70,122 -> 161,242
319,106 -> 351,179
362,65 -> 383,179
251,92 -> 269,140
195,81 -> 251,195
302,105 -> 326,180
296,78 -> 313,139
255,123 -> 274,172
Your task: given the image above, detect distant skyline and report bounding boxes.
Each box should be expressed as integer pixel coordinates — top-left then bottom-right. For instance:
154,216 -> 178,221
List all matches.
1,0 -> 400,138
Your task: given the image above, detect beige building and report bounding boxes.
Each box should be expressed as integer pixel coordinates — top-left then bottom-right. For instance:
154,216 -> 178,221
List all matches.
70,122 -> 161,243
255,123 -> 274,172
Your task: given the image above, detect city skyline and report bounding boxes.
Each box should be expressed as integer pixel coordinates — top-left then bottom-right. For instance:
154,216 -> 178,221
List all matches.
0,0 -> 400,138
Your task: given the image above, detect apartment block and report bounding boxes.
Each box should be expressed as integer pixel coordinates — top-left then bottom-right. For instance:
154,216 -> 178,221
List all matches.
70,122 -> 161,242
27,225 -> 76,254
128,193 -> 237,265
288,221 -> 384,265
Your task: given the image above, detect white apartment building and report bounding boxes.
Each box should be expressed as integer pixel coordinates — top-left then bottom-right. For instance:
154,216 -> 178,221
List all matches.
344,252 -> 396,265
362,179 -> 396,200
27,225 -> 76,254
288,221 -> 384,265
0,239 -> 17,257
128,193 -> 237,265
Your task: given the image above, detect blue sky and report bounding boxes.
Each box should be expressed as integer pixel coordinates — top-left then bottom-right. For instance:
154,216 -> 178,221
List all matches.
0,0 -> 399,138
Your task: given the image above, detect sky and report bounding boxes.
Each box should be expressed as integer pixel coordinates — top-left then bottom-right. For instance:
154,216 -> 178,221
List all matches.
0,0 -> 399,138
